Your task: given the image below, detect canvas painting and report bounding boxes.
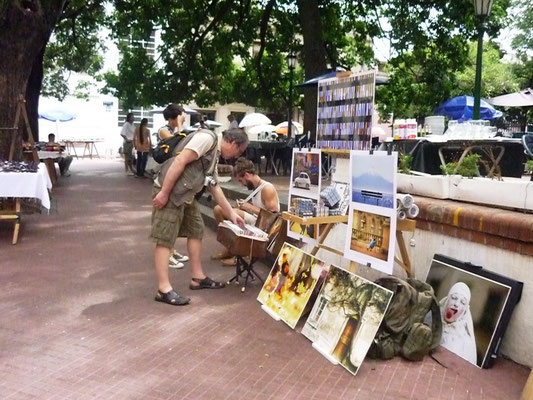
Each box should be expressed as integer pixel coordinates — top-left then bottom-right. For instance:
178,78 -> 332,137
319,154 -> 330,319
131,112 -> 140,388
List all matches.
351,151 -> 396,209
425,254 -> 523,368
287,195 -> 318,243
344,150 -> 397,274
287,149 -> 322,244
302,265 -> 393,375
290,149 -> 321,198
257,243 -> 329,329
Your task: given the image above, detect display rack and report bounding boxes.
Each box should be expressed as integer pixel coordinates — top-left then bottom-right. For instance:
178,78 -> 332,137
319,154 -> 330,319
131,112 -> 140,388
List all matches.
281,211 -> 416,277
0,95 -> 41,244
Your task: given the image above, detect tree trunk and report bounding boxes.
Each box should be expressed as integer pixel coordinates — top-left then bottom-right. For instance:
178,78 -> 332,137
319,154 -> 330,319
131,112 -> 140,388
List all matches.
297,0 -> 327,141
0,1 -> 65,160
25,47 -> 47,143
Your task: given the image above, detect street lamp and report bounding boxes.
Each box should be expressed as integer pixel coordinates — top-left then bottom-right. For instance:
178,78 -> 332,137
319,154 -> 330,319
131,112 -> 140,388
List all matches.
286,52 -> 297,138
472,0 -> 495,120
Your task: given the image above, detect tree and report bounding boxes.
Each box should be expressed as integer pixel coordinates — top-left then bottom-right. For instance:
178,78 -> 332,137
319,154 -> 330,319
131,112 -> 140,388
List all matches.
0,1 -> 66,160
454,41 -> 520,98
376,0 -> 511,119
0,0 -> 107,160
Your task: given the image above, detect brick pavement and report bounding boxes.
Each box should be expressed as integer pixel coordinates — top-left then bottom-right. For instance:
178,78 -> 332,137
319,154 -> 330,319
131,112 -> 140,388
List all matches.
0,159 -> 529,400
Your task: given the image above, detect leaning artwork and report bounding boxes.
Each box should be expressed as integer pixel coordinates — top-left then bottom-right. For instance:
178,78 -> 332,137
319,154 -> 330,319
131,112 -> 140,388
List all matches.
426,254 -> 523,368
302,265 -> 393,375
257,243 -> 329,329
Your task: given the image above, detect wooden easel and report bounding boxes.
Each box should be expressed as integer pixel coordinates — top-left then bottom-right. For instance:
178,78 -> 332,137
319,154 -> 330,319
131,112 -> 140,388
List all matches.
281,212 -> 416,277
6,94 -> 39,162
0,95 -> 39,244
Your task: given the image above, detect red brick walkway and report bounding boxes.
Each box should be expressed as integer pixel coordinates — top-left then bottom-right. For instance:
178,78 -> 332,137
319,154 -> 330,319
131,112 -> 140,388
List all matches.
0,159 -> 529,399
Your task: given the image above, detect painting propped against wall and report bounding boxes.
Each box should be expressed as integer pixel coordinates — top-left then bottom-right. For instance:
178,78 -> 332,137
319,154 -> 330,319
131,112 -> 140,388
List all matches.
425,254 -> 523,368
257,243 -> 329,329
302,265 -> 393,375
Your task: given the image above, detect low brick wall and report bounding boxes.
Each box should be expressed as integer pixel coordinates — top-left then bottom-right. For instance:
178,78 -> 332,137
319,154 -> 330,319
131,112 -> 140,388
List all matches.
415,197 -> 533,257
410,196 -> 533,367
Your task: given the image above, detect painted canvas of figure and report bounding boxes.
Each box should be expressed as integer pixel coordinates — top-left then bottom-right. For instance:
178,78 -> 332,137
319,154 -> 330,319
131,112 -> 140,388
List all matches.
257,243 -> 329,329
426,257 -> 514,368
349,210 -> 391,262
302,266 -> 392,375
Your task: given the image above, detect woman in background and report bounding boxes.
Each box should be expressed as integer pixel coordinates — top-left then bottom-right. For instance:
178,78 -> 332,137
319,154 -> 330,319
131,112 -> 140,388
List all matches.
134,118 -> 151,177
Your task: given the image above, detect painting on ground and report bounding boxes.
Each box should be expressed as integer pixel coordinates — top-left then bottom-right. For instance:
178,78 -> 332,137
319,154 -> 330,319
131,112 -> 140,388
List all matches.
351,150 -> 397,209
257,243 -> 329,329
302,265 -> 393,375
426,254 -> 523,368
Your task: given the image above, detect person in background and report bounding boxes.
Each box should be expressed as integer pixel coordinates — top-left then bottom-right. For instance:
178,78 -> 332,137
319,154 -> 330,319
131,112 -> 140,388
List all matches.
47,133 -> 73,177
212,157 -> 279,266
151,126 -> 249,306
227,113 -> 239,130
133,118 -> 151,178
120,112 -> 135,175
155,104 -> 190,269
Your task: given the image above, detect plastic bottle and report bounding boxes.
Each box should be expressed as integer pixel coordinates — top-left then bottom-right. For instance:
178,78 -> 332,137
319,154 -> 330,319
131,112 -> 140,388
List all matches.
407,119 -> 417,139
399,119 -> 407,139
393,119 -> 400,140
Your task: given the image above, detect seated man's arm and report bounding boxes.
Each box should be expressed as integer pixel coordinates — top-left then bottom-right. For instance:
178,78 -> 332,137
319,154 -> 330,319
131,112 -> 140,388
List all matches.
211,184 -> 245,227
239,185 -> 279,214
153,149 -> 198,208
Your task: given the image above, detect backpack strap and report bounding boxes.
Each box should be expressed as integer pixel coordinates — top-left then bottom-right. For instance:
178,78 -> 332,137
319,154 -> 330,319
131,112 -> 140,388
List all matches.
407,278 -> 442,350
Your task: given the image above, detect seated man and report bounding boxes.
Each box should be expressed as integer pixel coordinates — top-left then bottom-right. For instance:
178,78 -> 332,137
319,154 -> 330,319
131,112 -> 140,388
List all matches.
47,133 -> 73,177
212,157 -> 280,265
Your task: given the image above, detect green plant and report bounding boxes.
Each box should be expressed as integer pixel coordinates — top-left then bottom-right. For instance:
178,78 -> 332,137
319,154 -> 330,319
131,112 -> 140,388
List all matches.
526,160 -> 533,173
440,154 -> 481,177
398,154 -> 413,174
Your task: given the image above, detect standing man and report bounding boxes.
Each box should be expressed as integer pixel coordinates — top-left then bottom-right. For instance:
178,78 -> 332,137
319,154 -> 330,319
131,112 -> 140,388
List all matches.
227,113 -> 239,129
212,157 -> 280,265
120,112 -> 135,174
151,117 -> 249,306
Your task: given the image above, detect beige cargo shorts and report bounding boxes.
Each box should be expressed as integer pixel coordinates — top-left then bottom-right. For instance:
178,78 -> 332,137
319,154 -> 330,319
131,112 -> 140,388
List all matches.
150,188 -> 204,248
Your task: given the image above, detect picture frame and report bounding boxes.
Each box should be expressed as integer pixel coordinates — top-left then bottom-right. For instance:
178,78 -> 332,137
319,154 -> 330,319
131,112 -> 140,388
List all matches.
425,254 -> 523,368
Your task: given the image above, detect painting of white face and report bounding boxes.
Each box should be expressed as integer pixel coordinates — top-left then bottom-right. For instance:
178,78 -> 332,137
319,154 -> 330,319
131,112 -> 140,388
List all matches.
444,292 -> 469,323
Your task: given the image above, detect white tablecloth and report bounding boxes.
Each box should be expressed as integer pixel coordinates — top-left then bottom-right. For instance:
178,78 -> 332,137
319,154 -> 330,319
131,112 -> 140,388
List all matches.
0,164 -> 52,209
38,150 -> 67,159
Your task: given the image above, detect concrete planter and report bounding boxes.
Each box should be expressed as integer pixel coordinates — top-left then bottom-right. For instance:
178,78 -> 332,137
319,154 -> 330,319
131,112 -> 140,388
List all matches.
397,173 -> 450,199
449,176 -> 533,211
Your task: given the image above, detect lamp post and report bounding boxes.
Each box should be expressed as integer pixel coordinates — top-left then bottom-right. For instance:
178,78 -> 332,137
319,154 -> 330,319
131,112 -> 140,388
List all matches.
472,0 -> 494,120
286,52 -> 297,138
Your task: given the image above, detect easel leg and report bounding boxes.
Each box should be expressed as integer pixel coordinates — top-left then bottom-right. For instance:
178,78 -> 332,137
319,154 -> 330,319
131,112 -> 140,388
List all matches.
396,230 -> 412,277
311,223 -> 333,256
12,199 -> 21,245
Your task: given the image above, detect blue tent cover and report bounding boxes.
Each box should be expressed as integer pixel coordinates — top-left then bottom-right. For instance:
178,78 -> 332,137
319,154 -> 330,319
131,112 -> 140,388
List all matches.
38,109 -> 77,122
434,95 -> 503,121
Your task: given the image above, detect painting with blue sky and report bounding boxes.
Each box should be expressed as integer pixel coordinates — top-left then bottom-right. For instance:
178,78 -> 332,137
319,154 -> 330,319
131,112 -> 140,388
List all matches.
351,151 -> 396,209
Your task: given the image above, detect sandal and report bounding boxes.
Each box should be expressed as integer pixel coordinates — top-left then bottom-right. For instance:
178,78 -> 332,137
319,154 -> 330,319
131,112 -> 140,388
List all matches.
155,289 -> 190,306
189,276 -> 225,290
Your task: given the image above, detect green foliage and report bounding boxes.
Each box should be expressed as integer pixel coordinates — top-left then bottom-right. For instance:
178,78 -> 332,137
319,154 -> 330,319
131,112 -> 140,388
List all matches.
376,0 -> 511,119
398,154 -> 413,174
453,41 -> 520,98
42,0 -> 107,99
440,153 -> 481,177
526,160 -> 533,173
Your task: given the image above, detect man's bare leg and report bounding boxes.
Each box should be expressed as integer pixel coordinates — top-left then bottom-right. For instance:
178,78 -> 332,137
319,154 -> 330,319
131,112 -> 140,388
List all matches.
188,238 -> 206,286
154,245 -> 173,293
